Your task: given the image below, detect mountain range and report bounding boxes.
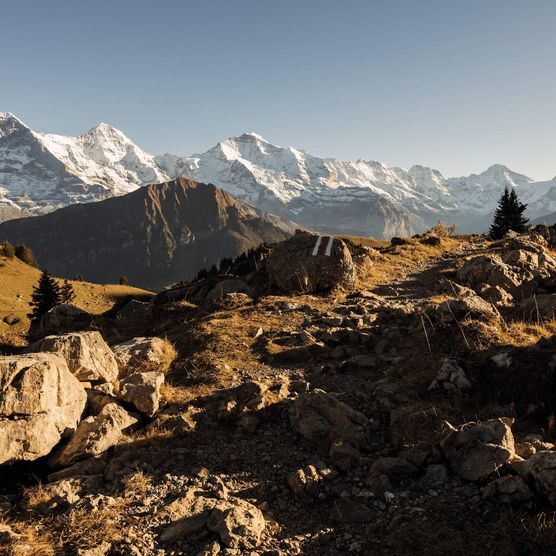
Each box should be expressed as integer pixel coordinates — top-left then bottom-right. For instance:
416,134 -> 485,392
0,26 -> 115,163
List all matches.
0,177 -> 295,289
1,112 -> 556,237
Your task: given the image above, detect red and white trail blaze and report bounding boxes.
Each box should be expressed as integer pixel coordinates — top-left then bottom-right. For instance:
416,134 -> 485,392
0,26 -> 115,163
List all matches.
311,235 -> 334,257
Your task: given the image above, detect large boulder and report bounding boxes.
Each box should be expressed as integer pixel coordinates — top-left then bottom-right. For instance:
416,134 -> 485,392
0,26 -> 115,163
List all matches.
267,233 -> 356,293
112,337 -> 175,377
51,403 -> 137,467
440,418 -> 515,481
119,371 -> 164,417
30,331 -> 119,383
0,354 -> 86,464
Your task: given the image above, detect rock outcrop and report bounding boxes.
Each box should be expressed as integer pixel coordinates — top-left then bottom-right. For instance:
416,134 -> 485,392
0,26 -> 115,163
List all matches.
51,403 -> 138,467
119,371 -> 164,417
112,337 -> 174,377
0,353 -> 86,464
30,331 -> 119,383
267,233 -> 356,293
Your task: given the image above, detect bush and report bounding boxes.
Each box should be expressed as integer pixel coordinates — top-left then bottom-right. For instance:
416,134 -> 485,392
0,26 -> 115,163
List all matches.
119,276 -> 130,286
427,221 -> 458,237
0,240 -> 15,258
15,244 -> 39,267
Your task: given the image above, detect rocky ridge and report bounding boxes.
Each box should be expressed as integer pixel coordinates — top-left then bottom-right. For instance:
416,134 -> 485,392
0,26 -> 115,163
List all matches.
2,228 -> 556,554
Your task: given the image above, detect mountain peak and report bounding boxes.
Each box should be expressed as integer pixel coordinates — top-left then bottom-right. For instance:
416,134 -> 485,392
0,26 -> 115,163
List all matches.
237,132 -> 268,142
0,112 -> 29,136
85,122 -> 127,139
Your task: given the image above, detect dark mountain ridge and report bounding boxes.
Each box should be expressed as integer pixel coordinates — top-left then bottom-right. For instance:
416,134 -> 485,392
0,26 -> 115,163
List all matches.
0,177 -> 295,289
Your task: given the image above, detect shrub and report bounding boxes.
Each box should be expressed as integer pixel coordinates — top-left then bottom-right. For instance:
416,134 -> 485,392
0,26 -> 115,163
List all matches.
0,240 -> 15,258
15,244 -> 39,267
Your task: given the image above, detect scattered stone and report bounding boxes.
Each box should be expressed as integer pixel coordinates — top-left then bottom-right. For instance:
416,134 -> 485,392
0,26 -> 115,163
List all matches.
52,403 -> 138,467
528,451 -> 556,504
428,359 -> 471,392
112,337 -> 175,377
119,371 -> 164,417
441,418 -> 515,481
482,476 -> 533,504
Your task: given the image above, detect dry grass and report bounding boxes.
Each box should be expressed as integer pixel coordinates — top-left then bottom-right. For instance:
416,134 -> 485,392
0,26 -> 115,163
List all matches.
358,236 -> 462,289
156,338 -> 178,374
120,470 -> 153,500
20,483 -> 52,514
58,508 -> 124,553
0,516 -> 56,556
0,255 -> 153,348
497,318 -> 556,348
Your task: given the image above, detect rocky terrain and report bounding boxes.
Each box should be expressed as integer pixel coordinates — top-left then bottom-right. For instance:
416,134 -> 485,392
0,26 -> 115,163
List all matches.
2,226 -> 556,555
0,178 -> 295,289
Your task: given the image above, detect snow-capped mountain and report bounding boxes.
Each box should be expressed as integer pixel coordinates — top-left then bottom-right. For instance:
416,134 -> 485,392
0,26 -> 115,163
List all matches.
156,132 -> 556,235
0,113 -> 167,216
2,113 -> 556,236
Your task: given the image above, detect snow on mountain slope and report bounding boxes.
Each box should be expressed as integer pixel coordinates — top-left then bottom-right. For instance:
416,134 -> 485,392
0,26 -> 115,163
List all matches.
0,113 -> 167,219
157,134 -> 556,235
2,113 -> 556,237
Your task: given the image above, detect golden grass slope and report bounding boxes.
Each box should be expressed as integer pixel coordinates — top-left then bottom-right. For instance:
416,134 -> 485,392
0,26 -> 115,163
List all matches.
0,255 -> 153,347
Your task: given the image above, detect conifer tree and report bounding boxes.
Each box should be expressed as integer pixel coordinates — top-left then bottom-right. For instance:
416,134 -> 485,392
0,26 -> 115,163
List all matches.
489,186 -> 529,239
60,279 -> 76,304
29,270 -> 62,320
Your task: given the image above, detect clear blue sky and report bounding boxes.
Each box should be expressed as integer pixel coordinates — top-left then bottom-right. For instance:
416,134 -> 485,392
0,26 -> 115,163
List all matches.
2,0 -> 555,179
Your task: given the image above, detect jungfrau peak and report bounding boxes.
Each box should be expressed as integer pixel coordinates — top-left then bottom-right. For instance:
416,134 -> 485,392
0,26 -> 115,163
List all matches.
2,113 -> 556,236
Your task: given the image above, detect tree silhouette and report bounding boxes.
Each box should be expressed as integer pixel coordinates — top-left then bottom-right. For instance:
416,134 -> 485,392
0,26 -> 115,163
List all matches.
489,186 -> 529,239
29,270 -> 62,321
60,279 -> 76,304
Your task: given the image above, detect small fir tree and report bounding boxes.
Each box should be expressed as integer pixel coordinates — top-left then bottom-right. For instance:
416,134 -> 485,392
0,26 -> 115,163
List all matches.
489,186 -> 529,240
60,279 -> 76,304
29,270 -> 62,320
